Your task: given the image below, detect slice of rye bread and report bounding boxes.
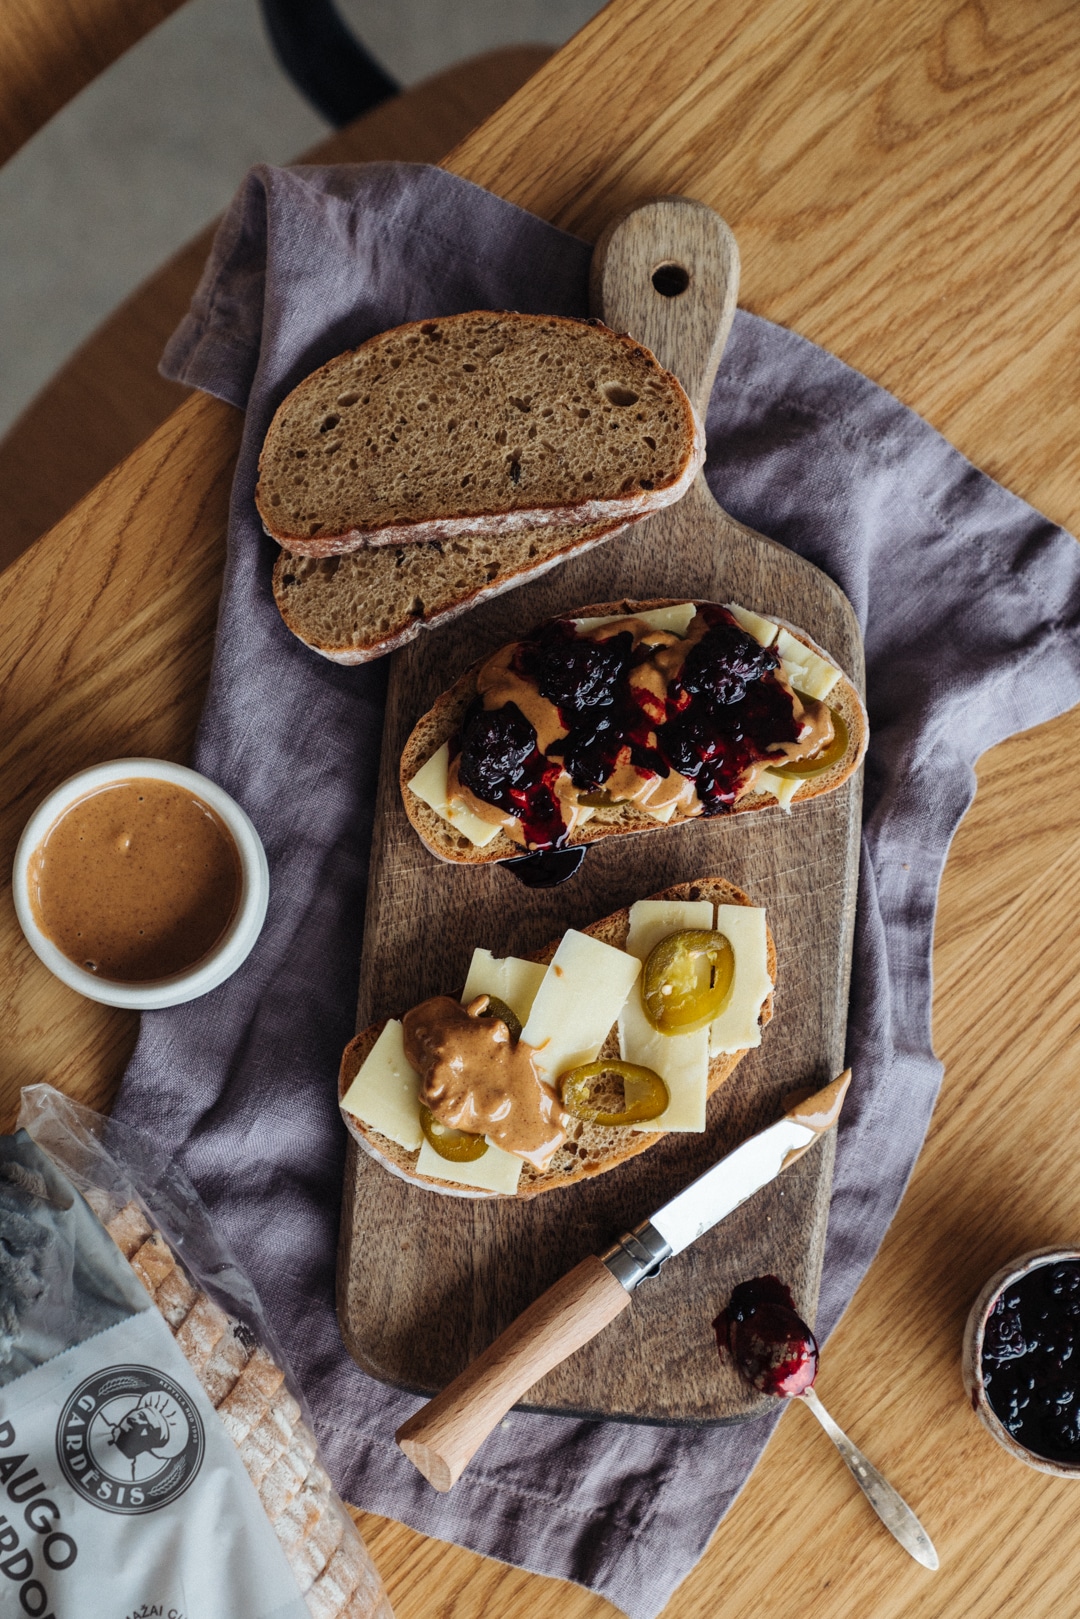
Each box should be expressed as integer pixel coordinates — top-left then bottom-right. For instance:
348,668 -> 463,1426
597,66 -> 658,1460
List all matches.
255,312 -> 704,557
338,877 -> 776,1200
399,598 -> 870,865
271,514 -> 638,665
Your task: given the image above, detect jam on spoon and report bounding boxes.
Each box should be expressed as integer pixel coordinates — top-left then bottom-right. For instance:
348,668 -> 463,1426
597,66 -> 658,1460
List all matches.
715,1276 -> 939,1570
715,1275 -> 819,1396
502,847 -> 588,887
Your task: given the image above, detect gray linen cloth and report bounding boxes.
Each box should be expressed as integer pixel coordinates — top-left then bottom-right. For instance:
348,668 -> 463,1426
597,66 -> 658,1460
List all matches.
114,162 -> 1080,1618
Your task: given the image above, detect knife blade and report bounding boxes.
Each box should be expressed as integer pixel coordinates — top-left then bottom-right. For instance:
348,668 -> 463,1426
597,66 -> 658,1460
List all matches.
396,1070 -> 851,1491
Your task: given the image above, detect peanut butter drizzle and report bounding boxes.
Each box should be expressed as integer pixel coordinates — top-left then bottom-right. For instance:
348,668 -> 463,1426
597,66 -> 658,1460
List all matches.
728,691 -> 835,801
402,995 -> 570,1171
765,691 -> 834,763
779,1069 -> 852,1169
446,609 -> 837,842
444,764 -> 524,842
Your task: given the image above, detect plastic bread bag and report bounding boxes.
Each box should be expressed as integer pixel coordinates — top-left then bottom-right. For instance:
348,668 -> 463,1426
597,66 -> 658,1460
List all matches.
1,1082 -> 393,1619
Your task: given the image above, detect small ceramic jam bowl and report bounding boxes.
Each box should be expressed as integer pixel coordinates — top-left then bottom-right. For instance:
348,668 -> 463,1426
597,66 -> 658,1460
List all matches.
962,1247 -> 1080,1478
13,757 -> 270,1010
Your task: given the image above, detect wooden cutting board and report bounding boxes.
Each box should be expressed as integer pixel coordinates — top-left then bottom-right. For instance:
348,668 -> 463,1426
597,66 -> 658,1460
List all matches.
337,198 -> 864,1423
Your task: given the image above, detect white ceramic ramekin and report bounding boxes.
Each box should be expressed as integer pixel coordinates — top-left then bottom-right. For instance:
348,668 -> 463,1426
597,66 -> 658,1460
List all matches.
12,758 -> 270,1010
962,1247 -> 1080,1478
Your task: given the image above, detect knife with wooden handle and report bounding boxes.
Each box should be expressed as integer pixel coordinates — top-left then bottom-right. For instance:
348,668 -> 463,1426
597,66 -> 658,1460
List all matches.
395,1070 -> 851,1490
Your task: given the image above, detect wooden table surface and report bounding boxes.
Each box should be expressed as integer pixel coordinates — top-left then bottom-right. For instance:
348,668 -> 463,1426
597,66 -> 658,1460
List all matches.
3,0 -> 1080,1615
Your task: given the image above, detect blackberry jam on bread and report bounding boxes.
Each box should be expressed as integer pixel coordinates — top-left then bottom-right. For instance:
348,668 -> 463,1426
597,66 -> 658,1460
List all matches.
401,600 -> 868,863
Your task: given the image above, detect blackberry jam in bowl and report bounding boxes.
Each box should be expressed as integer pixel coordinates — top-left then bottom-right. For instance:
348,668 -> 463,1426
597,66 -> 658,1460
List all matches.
963,1248 -> 1080,1477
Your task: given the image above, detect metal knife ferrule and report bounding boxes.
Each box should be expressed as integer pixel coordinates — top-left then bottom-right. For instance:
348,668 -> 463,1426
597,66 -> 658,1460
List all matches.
600,1220 -> 673,1291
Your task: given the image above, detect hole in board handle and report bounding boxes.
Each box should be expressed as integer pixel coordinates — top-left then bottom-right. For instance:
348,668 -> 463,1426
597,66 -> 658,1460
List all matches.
651,262 -> 690,297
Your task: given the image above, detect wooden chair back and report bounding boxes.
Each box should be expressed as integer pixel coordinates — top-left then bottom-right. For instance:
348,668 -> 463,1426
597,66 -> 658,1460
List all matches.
0,0 -> 189,167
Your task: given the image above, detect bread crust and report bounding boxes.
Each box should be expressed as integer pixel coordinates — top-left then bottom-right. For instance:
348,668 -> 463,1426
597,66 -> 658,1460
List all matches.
399,599 -> 869,865
255,312 -> 705,557
338,877 -> 776,1199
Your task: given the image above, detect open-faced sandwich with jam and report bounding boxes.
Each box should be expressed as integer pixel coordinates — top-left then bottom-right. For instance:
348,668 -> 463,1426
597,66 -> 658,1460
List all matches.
399,599 -> 867,861
339,878 -> 775,1198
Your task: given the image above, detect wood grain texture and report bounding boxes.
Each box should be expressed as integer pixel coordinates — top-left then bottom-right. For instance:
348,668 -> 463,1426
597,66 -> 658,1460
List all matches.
0,391 -> 241,1123
346,718 -> 1080,1619
337,198 -> 864,1423
350,682 -> 1080,1619
1,0 -> 1079,1613
396,1256 -> 633,1491
0,46 -> 553,573
0,0 -> 187,165
445,0 -> 1080,534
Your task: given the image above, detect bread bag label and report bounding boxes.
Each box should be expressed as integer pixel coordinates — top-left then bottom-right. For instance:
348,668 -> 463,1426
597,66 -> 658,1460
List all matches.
0,1309 -> 309,1619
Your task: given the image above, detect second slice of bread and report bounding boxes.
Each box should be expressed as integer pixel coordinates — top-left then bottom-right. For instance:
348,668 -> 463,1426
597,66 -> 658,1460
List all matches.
272,516 -> 635,665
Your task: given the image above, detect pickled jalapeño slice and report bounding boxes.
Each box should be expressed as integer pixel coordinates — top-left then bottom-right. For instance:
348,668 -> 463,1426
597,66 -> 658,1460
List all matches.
419,1105 -> 489,1162
560,1060 -> 669,1126
468,992 -> 523,1043
642,928 -> 735,1035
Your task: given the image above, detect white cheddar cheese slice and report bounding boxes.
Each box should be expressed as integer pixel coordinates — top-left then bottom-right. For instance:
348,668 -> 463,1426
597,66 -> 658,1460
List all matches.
520,929 -> 641,1085
641,798 -> 678,822
625,898 -> 714,963
709,906 -> 773,1056
618,993 -> 710,1132
725,601 -> 778,647
340,1020 -> 423,1150
572,603 -> 697,638
415,1135 -> 522,1194
774,627 -> 841,701
408,743 -> 502,848
460,949 -> 548,1024
755,767 -> 801,811
620,898 -> 714,1132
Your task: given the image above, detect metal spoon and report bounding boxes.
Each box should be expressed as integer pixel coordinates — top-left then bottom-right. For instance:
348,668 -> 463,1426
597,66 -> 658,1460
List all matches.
798,1385 -> 939,1569
716,1277 -> 939,1570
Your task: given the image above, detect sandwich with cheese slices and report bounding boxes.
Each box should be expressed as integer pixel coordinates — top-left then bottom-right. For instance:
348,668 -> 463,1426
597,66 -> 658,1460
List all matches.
400,599 -> 868,863
339,878 -> 775,1198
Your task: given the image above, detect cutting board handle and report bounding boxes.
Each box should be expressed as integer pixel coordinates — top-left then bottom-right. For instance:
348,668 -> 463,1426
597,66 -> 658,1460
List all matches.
395,1255 -> 631,1491
589,195 -> 740,420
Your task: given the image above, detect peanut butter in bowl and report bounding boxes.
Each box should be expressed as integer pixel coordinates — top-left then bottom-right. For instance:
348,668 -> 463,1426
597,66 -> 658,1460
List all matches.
28,777 -> 242,982
13,758 -> 270,1009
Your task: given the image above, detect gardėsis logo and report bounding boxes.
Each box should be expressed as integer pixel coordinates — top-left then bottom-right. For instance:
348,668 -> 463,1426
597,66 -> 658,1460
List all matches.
56,1365 -> 204,1515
